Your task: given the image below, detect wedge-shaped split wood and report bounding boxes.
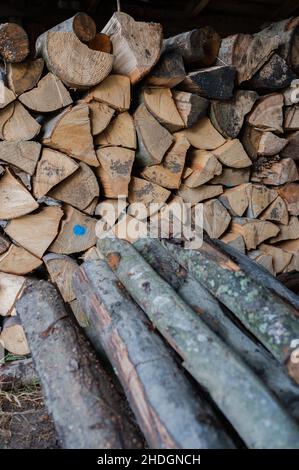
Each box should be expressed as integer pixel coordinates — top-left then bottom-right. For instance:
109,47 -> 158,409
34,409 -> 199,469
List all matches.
210,90 -> 258,139
184,150 -> 222,188
213,139 -> 252,169
36,16 -> 113,89
0,244 -> 42,275
278,239 -> 299,273
172,90 -> 209,128
49,162 -> 99,211
183,117 -> 226,150
0,170 -> 38,219
142,87 -> 184,132
0,80 -> 16,109
247,94 -> 284,133
247,250 -> 274,275
259,244 -> 293,274
43,253 -> 78,302
178,183 -> 223,205
95,112 -> 136,149
5,206 -> 63,258
19,73 -> 72,113
0,23 -> 29,63
42,103 -> 98,166
87,100 -> 115,136
278,183 -> 299,216
33,147 -> 79,198
246,184 -> 277,218
219,184 -> 249,217
242,127 -> 288,159
102,12 -> 162,84
0,316 -> 29,356
0,232 -> 10,255
0,141 -> 41,175
0,101 -> 40,141
112,214 -> 148,243
203,199 -> 231,239
252,158 -> 298,186
211,168 -> 250,187
249,53 -> 296,90
7,58 -> 44,96
96,147 -> 135,198
146,50 -> 186,88
281,131 -> 299,160
0,272 -> 25,316
285,106 -> 299,131
128,177 -> 171,215
87,74 -> 131,112
220,232 -> 245,253
270,216 -> 299,244
140,132 -> 190,189
180,66 -> 236,100
49,205 -> 97,254
231,218 -> 279,250
260,196 -> 289,226
134,103 -> 173,167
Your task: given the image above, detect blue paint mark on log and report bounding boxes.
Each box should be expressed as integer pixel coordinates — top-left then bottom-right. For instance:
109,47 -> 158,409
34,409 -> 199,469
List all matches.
73,225 -> 87,236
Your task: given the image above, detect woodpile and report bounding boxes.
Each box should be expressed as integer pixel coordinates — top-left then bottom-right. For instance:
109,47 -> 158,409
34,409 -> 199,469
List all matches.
0,9 -> 299,449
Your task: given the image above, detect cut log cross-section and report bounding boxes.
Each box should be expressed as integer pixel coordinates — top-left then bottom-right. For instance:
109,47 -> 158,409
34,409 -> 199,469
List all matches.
247,94 -> 284,133
172,90 -> 209,128
0,169 -> 38,219
0,101 -> 40,141
0,23 -> 29,63
183,117 -> 226,150
0,244 -> 42,275
0,316 -> 30,356
203,199 -> 231,239
146,50 -> 186,88
7,58 -> 44,96
219,184 -> 249,217
102,12 -> 163,84
213,139 -> 252,168
0,272 -> 25,316
260,196 -> 289,226
231,218 -> 280,250
142,87 -> 184,132
96,146 -> 135,198
95,111 -> 136,149
87,74 -> 131,112
246,184 -> 277,218
0,141 -> 41,175
184,150 -> 222,188
180,66 -> 236,100
87,100 -> 115,136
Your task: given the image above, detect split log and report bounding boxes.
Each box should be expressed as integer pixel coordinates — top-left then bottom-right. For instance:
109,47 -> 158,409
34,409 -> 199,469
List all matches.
83,197 -> 98,216
5,206 -> 63,258
43,253 -> 77,303
33,147 -> 79,198
221,232 -> 245,253
252,158 -> 298,186
213,139 -> 252,169
210,90 -> 258,139
163,240 -> 299,385
202,199 -> 231,239
140,132 -> 190,189
135,238 -> 299,421
7,58 -> 44,96
231,217 -> 279,249
278,239 -> 299,273
0,169 -> 38,219
0,359 -> 37,391
281,131 -> 299,160
285,106 -> 299,131
0,232 -> 10,255
73,260 -> 233,449
260,196 -> 289,226
219,184 -> 249,217
142,87 -> 184,133
49,205 -> 97,255
211,167 -> 250,187
0,23 -> 29,63
0,244 -> 42,275
102,12 -> 162,84
247,250 -> 274,274
0,101 -> 40,141
98,237 -> 299,448
88,33 -> 112,53
0,316 -> 29,356
112,214 -> 148,243
0,272 -> 25,316
216,32 -> 280,84
162,27 -> 221,67
242,127 -> 288,159
95,198 -> 128,228
270,216 -> 299,243
87,74 -> 131,112
96,147 -> 135,198
19,73 -> 72,113
16,280 -> 143,449
134,104 -> 173,167
42,103 -> 98,167
259,244 -> 293,274
278,183 -> 299,216
145,51 -> 186,88
49,162 -> 99,211
178,183 -> 223,204
183,117 -> 226,150
179,66 -> 236,100
184,150 -> 222,187
128,177 -> 170,214
95,112 -> 136,149
172,90 -> 209,128
87,100 -> 115,136
246,184 -> 277,218
36,15 -> 113,89
249,54 -> 296,90
247,93 -> 284,133
0,80 -> 15,109
0,141 -> 41,175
